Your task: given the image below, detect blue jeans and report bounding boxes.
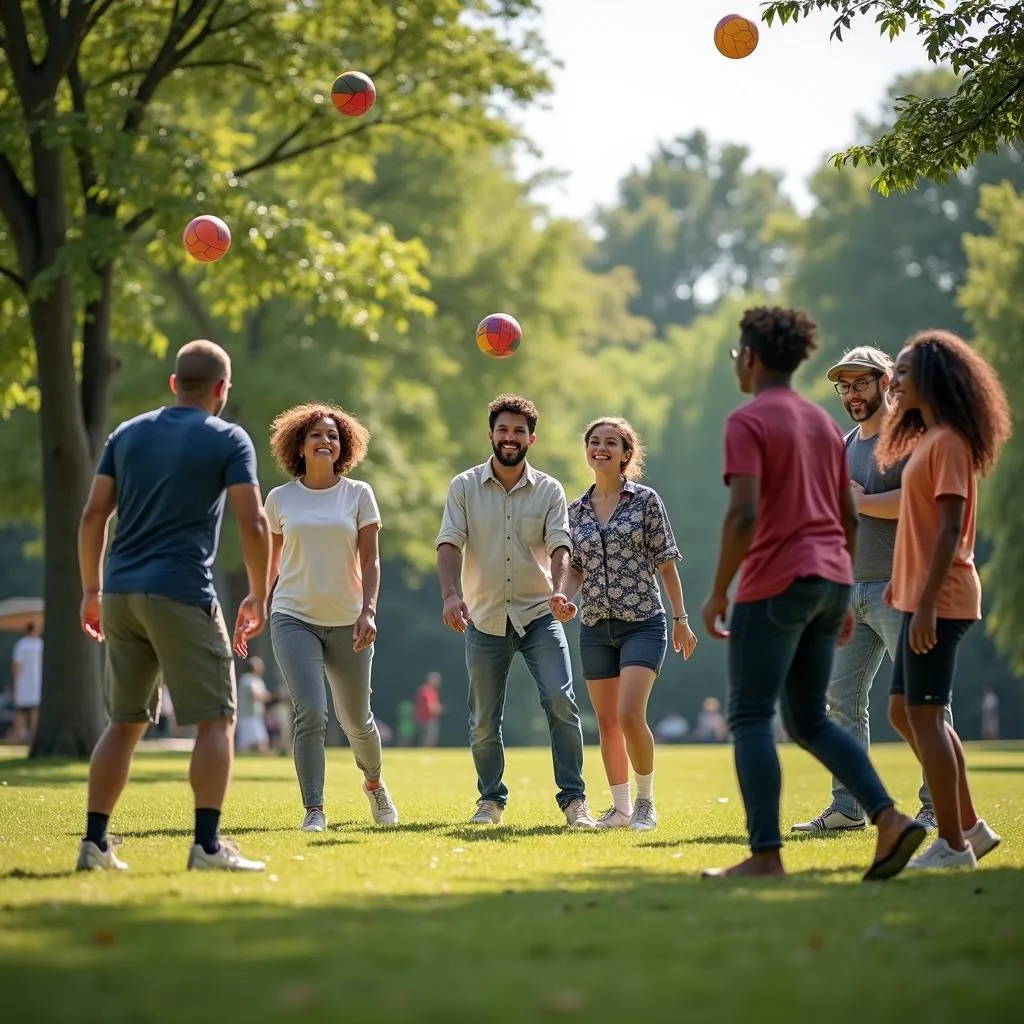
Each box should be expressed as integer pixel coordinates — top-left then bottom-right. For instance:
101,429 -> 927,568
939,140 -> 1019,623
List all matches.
827,581 -> 953,818
465,613 -> 586,810
728,577 -> 895,853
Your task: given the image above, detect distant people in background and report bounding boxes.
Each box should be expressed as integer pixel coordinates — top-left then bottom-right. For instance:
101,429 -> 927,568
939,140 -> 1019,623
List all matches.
396,699 -> 416,747
415,671 -> 445,747
236,657 -> 271,755
11,622 -> 43,745
693,697 -> 728,743
980,689 -> 1000,741
256,402 -> 398,834
654,712 -> 689,744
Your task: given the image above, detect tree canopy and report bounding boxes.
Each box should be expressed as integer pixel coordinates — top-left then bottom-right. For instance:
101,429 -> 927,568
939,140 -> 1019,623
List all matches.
763,1 -> 1024,194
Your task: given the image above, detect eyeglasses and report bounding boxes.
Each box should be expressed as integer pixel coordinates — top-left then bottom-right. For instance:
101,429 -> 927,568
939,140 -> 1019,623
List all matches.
833,375 -> 881,395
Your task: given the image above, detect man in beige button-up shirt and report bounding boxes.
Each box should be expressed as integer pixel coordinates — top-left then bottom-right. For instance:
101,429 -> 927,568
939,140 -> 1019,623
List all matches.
436,393 -> 595,830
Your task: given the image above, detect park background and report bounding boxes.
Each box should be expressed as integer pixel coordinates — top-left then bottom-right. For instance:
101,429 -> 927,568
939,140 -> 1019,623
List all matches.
2,0 -> 1023,754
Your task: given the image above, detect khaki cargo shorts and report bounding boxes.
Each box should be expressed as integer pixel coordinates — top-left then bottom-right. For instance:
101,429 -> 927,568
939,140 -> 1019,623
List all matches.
101,593 -> 236,726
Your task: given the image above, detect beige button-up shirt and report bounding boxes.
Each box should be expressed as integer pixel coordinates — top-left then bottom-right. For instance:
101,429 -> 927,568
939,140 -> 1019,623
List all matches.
435,460 -> 572,637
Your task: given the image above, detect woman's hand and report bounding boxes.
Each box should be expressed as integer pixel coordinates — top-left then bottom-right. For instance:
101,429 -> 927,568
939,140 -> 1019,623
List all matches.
352,609 -> 377,651
548,592 -> 577,622
673,618 -> 698,660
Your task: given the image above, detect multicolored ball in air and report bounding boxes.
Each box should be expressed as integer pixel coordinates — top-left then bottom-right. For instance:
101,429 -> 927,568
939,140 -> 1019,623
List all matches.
476,313 -> 522,359
714,14 -> 759,59
331,71 -> 377,117
182,214 -> 231,263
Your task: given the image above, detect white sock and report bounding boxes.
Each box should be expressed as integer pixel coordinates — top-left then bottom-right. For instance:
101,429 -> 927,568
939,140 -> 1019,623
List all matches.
635,770 -> 654,801
610,782 -> 632,815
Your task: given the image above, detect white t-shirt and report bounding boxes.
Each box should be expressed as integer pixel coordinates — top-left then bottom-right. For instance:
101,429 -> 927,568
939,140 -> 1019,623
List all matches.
264,477 -> 382,627
12,634 -> 43,708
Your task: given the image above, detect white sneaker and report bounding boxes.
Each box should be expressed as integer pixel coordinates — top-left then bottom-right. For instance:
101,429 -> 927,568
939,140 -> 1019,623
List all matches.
364,782 -> 399,825
75,839 -> 128,872
564,798 -> 598,829
187,838 -> 266,872
907,837 -> 977,871
791,807 -> 866,833
470,799 -> 503,824
300,808 -> 327,832
630,797 -> 658,831
965,819 -> 1001,861
595,807 -> 632,829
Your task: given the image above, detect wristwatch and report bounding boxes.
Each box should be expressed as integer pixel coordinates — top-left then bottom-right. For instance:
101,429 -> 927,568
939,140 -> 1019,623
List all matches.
673,614 -> 689,624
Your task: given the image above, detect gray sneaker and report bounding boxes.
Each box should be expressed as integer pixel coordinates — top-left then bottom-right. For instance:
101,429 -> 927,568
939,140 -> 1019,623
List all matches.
470,799 -> 503,824
75,839 -> 128,872
629,797 -> 658,831
300,808 -> 327,832
187,838 -> 265,872
792,806 -> 866,833
915,806 -> 938,831
364,782 -> 399,825
563,798 -> 598,829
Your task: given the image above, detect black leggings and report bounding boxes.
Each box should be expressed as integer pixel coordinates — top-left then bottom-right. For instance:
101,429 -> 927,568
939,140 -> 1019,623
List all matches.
889,614 -> 973,707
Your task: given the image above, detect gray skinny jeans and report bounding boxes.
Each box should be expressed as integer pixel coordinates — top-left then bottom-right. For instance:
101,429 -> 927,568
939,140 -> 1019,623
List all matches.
270,611 -> 382,808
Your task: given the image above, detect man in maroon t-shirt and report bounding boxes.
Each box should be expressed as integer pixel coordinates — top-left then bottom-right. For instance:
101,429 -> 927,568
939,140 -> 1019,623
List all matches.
699,306 -> 925,882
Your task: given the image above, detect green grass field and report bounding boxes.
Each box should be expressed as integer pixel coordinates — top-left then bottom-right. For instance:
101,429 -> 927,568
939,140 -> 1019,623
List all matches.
1,742 -> 1022,1022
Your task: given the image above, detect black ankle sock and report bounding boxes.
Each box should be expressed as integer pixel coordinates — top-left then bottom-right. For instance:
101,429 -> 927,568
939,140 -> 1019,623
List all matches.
194,808 -> 221,854
85,812 -> 110,852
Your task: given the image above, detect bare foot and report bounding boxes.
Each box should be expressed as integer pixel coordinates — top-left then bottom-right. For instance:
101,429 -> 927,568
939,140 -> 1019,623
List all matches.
702,854 -> 786,879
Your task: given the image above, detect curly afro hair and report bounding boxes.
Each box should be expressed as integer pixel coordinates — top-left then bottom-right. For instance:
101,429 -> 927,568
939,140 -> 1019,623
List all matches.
740,306 -> 819,374
269,402 -> 371,478
876,329 -> 1012,476
583,417 -> 646,480
488,393 -> 539,434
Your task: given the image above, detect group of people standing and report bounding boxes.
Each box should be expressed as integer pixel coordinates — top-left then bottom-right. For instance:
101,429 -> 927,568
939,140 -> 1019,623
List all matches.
72,304 -> 1010,881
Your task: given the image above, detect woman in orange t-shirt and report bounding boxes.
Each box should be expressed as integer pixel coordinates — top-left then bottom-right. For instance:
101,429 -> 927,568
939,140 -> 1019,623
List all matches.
878,329 -> 1011,871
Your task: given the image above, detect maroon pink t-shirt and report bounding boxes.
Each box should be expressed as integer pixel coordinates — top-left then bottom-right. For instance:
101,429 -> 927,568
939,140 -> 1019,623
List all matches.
723,388 -> 854,603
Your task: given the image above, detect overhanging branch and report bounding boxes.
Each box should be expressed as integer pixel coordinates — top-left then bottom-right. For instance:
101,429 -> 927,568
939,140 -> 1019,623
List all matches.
0,264 -> 27,292
0,151 -> 35,257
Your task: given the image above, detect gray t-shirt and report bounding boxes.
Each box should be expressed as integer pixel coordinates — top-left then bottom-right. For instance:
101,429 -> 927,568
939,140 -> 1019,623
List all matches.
845,428 -> 904,582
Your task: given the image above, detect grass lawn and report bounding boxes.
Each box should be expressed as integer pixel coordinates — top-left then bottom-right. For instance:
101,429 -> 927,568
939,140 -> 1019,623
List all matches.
1,741 -> 1022,1022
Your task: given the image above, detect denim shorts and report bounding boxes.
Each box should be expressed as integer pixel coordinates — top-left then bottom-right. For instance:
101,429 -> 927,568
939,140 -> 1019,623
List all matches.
579,613 -> 668,680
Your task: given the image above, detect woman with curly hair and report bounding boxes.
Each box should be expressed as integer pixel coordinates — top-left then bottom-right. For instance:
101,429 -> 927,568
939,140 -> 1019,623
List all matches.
249,402 -> 398,831
551,417 -> 697,832
700,306 -> 926,881
878,329 -> 1011,870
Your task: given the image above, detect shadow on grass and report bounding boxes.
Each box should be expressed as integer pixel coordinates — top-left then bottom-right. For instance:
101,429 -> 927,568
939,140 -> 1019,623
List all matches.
970,764 -> 1024,774
1,866 -> 1022,1023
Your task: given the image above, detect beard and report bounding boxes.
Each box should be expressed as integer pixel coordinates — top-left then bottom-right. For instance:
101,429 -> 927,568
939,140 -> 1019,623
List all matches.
844,390 -> 882,422
492,441 -> 528,467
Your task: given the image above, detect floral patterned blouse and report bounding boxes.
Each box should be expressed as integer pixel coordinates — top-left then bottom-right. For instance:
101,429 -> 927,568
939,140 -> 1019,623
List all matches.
568,481 -> 681,627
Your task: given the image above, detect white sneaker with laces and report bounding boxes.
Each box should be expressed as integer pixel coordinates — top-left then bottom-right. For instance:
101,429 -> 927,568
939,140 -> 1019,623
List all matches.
564,798 -> 598,829
965,819 -> 1001,860
470,799 -> 503,824
630,797 -> 658,831
187,838 -> 265,872
791,806 -> 866,833
907,837 -> 977,871
300,808 -> 327,832
595,807 -> 632,829
364,782 -> 399,825
76,839 -> 128,872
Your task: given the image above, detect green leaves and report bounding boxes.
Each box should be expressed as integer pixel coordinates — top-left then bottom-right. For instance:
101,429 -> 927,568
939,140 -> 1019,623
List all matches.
761,1 -> 1024,194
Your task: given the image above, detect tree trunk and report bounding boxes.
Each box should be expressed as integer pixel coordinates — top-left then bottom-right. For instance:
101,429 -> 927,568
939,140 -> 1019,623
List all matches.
29,285 -> 106,759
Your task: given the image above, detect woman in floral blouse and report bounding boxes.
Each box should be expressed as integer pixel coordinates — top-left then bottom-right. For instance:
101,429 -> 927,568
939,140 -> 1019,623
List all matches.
551,417 -> 698,831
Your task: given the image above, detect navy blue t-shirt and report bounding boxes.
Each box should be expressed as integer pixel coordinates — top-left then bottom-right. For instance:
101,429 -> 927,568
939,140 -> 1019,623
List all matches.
97,406 -> 259,608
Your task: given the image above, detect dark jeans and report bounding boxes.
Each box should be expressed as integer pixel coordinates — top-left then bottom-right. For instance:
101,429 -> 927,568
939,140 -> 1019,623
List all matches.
728,576 -> 895,852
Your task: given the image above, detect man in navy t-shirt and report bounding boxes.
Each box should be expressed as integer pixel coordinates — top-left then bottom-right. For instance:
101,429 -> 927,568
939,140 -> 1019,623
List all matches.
76,339 -> 271,873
